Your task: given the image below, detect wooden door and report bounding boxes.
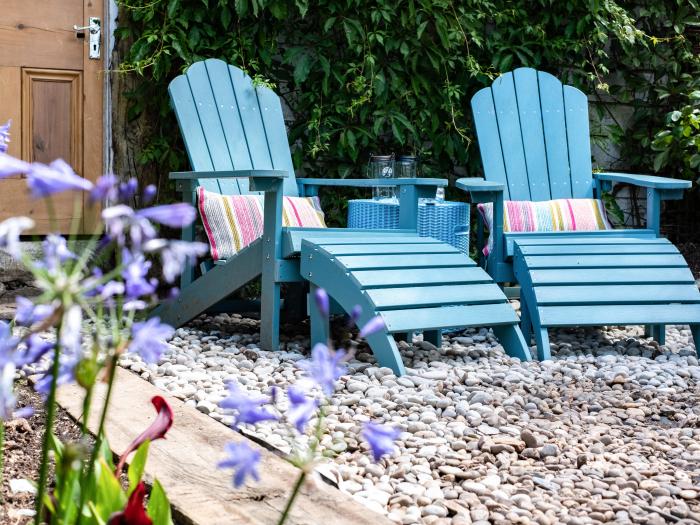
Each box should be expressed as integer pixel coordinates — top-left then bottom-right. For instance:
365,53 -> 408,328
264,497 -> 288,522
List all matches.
0,0 -> 104,234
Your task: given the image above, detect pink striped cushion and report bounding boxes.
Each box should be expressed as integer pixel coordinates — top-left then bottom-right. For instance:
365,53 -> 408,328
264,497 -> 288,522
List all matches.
198,188 -> 327,260
477,199 -> 612,256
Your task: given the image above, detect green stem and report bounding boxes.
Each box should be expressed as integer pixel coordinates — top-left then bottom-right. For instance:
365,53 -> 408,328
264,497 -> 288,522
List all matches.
276,471 -> 306,525
76,354 -> 118,525
35,340 -> 63,525
81,385 -> 93,436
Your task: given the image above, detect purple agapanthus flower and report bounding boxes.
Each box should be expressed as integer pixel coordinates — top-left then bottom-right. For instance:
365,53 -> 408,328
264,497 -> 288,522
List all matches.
128,317 -> 174,363
118,178 -> 138,202
0,120 -> 11,154
314,288 -> 329,318
40,234 -> 75,273
0,321 -> 19,366
218,441 -> 261,488
143,184 -> 157,205
14,297 -> 54,327
359,316 -> 386,338
298,343 -> 347,397
122,250 -> 157,302
286,386 -> 319,433
0,363 -> 33,420
34,352 -> 79,395
26,159 -> 93,198
219,381 -> 277,428
143,239 -> 208,283
15,335 -> 53,368
89,173 -> 119,203
0,216 -> 34,259
137,203 -> 197,228
102,205 -> 154,247
362,422 -> 400,462
0,152 -> 30,178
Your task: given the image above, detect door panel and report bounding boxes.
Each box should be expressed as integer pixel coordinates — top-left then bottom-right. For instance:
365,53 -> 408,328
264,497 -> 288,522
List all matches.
0,0 -> 104,234
22,69 -> 83,172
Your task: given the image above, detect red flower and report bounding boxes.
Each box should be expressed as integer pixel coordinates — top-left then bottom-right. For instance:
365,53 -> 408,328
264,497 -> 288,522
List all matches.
108,482 -> 152,525
115,396 -> 173,476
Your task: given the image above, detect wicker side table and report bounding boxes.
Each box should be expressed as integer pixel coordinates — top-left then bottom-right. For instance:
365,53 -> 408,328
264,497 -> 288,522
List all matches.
347,198 -> 469,254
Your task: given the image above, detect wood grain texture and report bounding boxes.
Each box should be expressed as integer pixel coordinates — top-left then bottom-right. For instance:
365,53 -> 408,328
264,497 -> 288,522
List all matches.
56,368 -> 390,525
0,67 -> 21,159
0,0 -> 82,69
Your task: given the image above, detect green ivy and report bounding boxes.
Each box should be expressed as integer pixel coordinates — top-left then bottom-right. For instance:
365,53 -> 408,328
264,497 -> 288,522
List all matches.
652,90 -> 700,180
115,0 -> 700,224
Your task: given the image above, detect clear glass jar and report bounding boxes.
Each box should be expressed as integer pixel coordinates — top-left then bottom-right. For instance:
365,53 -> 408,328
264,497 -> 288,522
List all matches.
395,155 -> 418,178
367,154 -> 395,200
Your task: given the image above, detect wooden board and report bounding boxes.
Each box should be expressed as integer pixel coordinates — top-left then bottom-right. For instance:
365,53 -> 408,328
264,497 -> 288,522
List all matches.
56,368 -> 389,525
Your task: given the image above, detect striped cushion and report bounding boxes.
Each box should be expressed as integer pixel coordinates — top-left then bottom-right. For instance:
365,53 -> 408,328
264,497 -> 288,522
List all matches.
198,187 -> 327,260
477,199 -> 612,256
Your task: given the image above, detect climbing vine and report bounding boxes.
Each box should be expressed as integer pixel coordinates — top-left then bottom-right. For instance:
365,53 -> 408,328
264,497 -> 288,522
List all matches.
114,0 -> 700,222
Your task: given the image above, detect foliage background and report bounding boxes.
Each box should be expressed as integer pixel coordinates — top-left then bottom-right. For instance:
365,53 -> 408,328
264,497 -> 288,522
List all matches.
113,0 -> 700,228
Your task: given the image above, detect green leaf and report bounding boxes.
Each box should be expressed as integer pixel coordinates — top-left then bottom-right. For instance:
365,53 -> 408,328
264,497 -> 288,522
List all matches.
147,479 -> 173,525
293,53 -> 313,84
94,458 -> 127,522
128,440 -> 151,496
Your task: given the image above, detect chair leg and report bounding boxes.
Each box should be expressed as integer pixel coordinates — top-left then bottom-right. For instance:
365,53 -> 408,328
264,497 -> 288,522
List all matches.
520,297 -> 532,346
260,281 -> 281,351
651,325 -> 666,346
365,332 -> 406,376
493,325 -> 532,361
534,326 -> 551,360
309,284 -> 330,348
690,324 -> 700,358
424,330 -> 442,348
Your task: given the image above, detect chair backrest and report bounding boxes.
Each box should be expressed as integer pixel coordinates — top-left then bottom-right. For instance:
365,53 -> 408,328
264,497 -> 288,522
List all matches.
168,58 -> 298,196
471,68 -> 593,201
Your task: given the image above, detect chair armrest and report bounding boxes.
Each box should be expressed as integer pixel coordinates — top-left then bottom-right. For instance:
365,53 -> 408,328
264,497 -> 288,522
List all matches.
169,170 -> 288,180
170,170 -> 288,193
593,172 -> 691,190
455,177 -> 505,204
455,177 -> 505,193
297,177 -> 447,189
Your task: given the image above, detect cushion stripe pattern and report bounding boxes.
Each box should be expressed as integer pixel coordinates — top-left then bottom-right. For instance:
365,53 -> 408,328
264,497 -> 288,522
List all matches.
478,199 -> 612,256
198,187 -> 326,260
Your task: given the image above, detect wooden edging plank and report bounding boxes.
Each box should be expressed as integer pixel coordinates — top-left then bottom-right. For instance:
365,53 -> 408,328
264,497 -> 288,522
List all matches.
56,368 -> 389,525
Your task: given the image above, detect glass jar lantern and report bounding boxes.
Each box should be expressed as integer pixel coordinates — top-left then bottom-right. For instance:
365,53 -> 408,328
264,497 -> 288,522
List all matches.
367,153 -> 395,200
395,155 -> 418,178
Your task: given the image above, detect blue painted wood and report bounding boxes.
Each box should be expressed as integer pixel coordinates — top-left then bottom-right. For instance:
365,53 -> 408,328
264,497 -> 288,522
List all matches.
523,253 -> 687,269
260,178 -> 284,351
529,267 -> 695,285
282,228 -> 423,255
352,266 -> 494,288
594,172 -> 692,189
168,75 -> 215,172
322,243 -> 458,255
335,253 -> 474,270
367,284 -> 507,309
380,303 -> 519,332
309,283 -> 330,348
563,85 -> 593,198
513,68 -> 550,200
504,229 -> 656,256
519,243 -> 678,255
539,304 -> 700,327
492,325 -> 532,361
537,71 -> 572,198
534,284 -> 700,305
491,71 -> 530,199
471,89 -> 510,198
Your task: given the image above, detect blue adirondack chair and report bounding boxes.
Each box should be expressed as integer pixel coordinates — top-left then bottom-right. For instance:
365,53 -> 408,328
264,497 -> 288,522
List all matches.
457,68 -> 700,359
153,59 -> 532,375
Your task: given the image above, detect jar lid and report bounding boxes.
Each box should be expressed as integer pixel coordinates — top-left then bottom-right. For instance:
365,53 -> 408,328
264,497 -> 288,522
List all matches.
369,154 -> 394,161
397,155 -> 417,162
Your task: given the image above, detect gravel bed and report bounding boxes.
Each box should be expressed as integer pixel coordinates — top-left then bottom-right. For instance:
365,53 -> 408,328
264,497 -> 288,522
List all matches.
120,313 -> 700,525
